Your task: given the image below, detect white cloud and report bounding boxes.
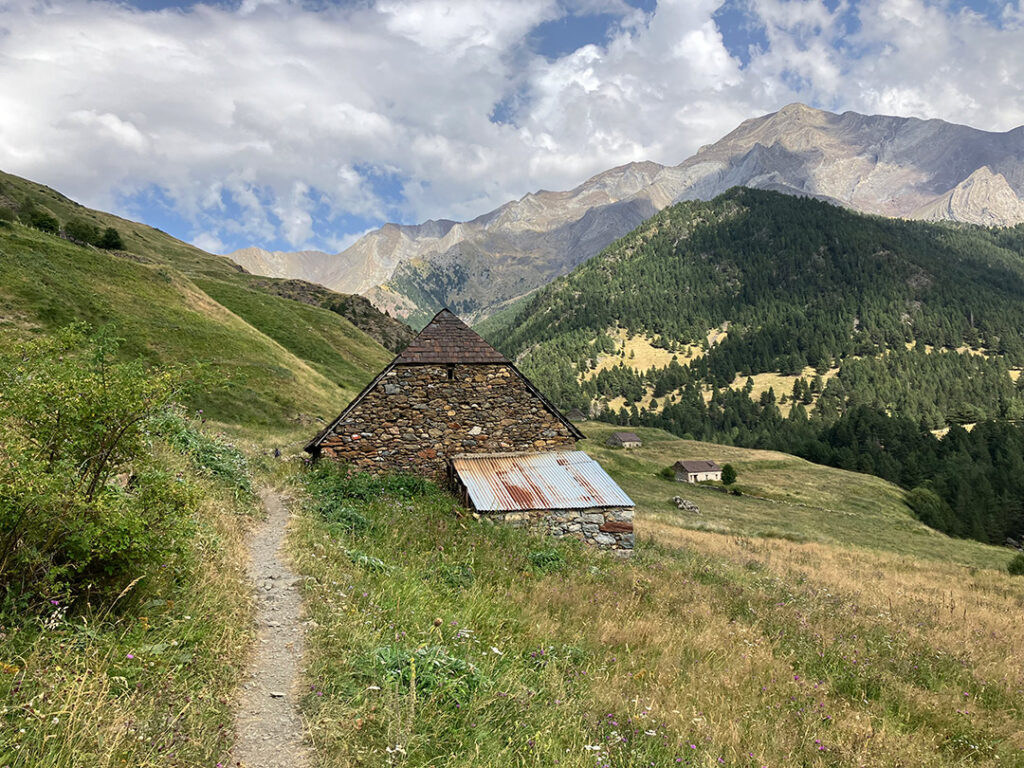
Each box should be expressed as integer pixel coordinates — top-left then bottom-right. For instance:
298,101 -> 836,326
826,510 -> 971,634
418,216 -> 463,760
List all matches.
0,0 -> 1022,253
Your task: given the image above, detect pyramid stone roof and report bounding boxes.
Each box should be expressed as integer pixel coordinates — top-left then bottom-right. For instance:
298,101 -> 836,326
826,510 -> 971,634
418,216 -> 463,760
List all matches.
395,308 -> 508,365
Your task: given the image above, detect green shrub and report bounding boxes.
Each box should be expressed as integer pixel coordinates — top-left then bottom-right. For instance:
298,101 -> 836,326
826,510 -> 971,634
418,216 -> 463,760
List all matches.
0,206 -> 15,223
722,463 -> 737,485
26,207 -> 59,233
149,407 -> 252,498
435,562 -> 475,590
527,547 -> 565,573
319,502 -> 370,533
64,217 -> 101,246
0,326 -> 196,604
98,227 -> 125,250
306,462 -> 434,502
659,465 -> 675,480
1008,553 -> 1024,576
359,644 -> 484,703
345,549 -> 389,572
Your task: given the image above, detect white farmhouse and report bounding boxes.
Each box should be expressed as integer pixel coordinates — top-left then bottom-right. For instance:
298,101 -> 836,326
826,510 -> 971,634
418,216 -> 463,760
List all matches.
674,460 -> 722,483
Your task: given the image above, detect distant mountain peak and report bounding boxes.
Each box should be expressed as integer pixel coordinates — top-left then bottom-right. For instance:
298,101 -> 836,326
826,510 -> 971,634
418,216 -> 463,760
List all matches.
226,104 -> 1024,327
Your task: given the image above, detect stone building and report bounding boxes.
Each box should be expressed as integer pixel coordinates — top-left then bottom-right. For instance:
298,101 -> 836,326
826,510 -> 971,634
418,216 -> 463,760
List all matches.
450,451 -> 634,552
607,431 -> 642,449
306,308 -> 584,482
674,459 -> 722,483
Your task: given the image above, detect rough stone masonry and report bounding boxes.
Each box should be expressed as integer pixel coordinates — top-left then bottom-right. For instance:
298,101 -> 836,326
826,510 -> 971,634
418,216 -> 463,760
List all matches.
486,507 -> 635,552
315,363 -> 577,483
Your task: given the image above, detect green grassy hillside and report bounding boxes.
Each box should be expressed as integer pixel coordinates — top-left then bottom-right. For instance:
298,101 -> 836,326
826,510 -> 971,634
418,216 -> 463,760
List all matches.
0,170 -> 397,767
0,223 -> 388,430
580,422 -> 1011,570
0,184 -> 391,434
291,461 -> 1024,768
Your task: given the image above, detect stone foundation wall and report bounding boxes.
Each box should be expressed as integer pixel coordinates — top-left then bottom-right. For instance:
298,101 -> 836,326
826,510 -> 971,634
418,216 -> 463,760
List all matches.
317,363 -> 576,482
487,507 -> 634,552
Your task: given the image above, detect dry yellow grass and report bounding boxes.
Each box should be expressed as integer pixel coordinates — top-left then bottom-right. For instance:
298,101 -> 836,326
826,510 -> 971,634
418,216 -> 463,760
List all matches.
584,325 -> 733,382
584,329 -> 684,380
295,452 -> 1024,768
727,366 -> 841,415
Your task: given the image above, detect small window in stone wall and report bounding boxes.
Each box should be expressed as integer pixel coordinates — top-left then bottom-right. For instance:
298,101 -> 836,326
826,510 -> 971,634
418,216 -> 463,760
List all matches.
446,364 -> 456,380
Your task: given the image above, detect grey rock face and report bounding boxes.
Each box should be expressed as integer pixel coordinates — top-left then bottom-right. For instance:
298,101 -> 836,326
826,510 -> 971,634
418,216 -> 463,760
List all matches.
226,104 -> 1024,324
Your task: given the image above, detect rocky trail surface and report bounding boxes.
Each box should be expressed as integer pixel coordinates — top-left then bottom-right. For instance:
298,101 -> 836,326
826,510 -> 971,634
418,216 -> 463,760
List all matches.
228,489 -> 311,768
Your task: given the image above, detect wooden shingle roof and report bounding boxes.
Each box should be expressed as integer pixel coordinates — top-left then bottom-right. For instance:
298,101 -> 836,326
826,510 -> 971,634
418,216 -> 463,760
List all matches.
394,308 -> 508,365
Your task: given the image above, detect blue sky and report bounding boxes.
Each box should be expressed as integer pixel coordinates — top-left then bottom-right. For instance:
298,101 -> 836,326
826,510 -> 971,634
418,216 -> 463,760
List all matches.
1,0 -> 1022,255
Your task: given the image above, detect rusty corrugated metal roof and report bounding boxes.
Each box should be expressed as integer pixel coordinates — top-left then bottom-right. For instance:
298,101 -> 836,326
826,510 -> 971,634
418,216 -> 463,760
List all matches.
394,308 -> 508,365
452,451 -> 634,512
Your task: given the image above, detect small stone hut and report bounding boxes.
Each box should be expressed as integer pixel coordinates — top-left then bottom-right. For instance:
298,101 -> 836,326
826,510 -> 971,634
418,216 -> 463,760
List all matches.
606,431 -> 642,449
450,451 -> 635,552
565,407 -> 587,422
674,460 -> 722,483
306,308 -> 584,483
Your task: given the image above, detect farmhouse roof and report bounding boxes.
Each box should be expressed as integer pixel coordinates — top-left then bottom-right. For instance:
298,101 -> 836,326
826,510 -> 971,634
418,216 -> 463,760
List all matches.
394,308 -> 508,365
674,460 -> 722,473
305,307 -> 583,452
611,431 -> 642,442
452,451 -> 634,512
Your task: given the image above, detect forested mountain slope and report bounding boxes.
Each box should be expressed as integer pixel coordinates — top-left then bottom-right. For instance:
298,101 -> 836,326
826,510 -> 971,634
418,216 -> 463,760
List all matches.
483,188 -> 1024,545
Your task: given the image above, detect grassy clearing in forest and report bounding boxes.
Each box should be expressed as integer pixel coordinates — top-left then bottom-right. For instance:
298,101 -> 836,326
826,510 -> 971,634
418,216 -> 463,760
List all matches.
292,464 -> 1024,768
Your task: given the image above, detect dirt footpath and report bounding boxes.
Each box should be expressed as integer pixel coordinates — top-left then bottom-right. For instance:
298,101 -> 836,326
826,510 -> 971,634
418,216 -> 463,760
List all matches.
228,489 -> 311,768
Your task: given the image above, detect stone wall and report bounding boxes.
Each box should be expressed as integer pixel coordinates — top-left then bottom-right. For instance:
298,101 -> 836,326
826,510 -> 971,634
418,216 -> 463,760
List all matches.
486,507 -> 634,553
317,363 -> 577,481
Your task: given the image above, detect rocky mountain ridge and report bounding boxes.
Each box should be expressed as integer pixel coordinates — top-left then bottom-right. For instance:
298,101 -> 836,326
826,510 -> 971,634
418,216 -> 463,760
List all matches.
228,103 -> 1024,326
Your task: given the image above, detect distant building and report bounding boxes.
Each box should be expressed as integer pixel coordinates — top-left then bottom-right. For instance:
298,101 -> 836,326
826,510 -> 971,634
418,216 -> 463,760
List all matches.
607,431 -> 642,448
565,407 -> 587,422
674,460 -> 722,483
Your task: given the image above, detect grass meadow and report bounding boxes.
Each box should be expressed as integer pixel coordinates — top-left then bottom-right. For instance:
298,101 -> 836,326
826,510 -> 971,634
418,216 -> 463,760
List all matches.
580,422 -> 1013,570
291,462 -> 1024,768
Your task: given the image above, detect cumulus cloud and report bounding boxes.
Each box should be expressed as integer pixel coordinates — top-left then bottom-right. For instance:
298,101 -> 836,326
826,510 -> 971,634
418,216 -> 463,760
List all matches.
0,0 -> 1022,253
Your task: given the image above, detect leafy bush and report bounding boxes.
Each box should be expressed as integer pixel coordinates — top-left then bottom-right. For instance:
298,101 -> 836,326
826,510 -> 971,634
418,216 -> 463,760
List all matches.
722,463 -> 737,485
64,217 -> 101,246
435,562 -> 475,590
98,227 -> 125,250
149,408 -> 252,498
0,326 -> 196,604
527,548 -> 565,573
26,207 -> 59,233
319,502 -> 370,533
345,549 -> 389,572
659,465 -> 675,480
0,206 -> 15,224
360,644 -> 484,703
1008,553 -> 1024,576
306,462 -> 434,502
